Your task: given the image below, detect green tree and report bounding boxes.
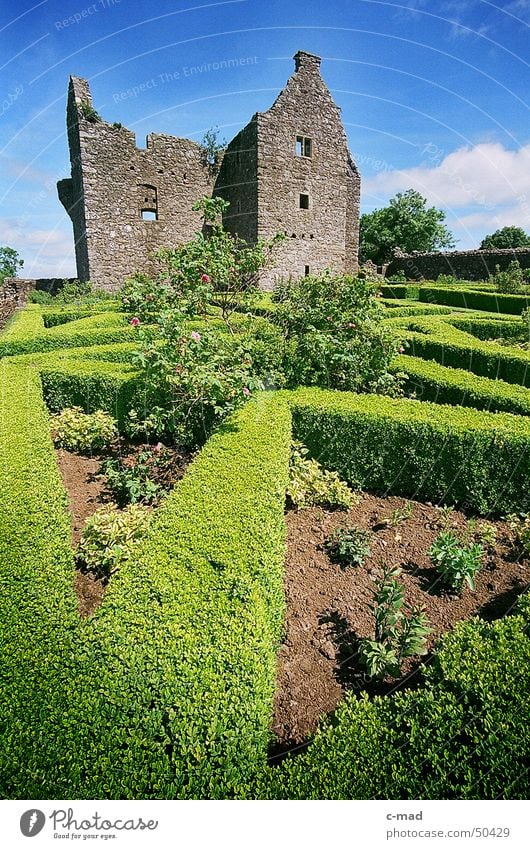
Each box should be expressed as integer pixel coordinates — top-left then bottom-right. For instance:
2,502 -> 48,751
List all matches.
359,189 -> 455,265
0,246 -> 23,283
480,226 -> 530,250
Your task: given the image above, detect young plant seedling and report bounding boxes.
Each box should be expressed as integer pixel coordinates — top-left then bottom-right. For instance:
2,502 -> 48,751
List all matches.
325,526 -> 371,567
429,531 -> 484,593
359,564 -> 430,680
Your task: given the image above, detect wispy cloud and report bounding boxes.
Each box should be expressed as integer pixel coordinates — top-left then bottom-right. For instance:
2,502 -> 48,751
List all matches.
0,218 -> 76,278
363,141 -> 530,210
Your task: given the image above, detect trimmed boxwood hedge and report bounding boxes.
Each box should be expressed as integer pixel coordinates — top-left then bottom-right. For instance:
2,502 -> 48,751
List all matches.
388,316 -> 530,387
0,368 -> 291,798
418,286 -> 530,315
257,600 -> 530,799
393,353 -> 530,416
288,387 -> 530,514
0,310 -> 138,358
3,302 -> 530,800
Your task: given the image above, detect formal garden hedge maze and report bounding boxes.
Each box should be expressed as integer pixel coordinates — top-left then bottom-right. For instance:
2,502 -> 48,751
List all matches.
1,288 -> 530,800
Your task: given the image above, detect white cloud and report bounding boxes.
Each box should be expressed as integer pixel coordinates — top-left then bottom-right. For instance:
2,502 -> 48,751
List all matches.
0,218 -> 76,278
362,142 -> 530,211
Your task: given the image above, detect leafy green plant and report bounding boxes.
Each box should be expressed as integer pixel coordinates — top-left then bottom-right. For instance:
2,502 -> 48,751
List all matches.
200,127 -> 227,172
490,260 -> 525,294
100,451 -> 163,506
435,504 -> 455,530
464,519 -> 498,550
79,100 -> 101,122
507,513 -> 530,556
325,526 -> 371,567
429,531 -> 484,592
273,270 -> 403,395
287,441 -> 355,510
51,407 -> 117,453
127,324 -> 262,447
76,503 -> 150,578
359,564 -> 430,679
380,501 -> 414,528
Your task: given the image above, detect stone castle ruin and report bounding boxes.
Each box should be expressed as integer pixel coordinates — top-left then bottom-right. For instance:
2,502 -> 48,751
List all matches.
58,51 -> 361,290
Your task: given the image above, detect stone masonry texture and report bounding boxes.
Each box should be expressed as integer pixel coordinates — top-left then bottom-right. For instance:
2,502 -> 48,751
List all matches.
58,52 -> 360,291
386,247 -> 530,281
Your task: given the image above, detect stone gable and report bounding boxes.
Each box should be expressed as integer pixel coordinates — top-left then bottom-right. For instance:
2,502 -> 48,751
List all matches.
59,52 -> 360,290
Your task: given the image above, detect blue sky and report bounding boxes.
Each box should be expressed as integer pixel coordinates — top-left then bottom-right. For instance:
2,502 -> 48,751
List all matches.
1,0 -> 529,277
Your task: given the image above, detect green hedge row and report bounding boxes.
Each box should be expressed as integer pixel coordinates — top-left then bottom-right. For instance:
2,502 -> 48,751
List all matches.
418,286 -> 530,315
0,310 -> 137,358
447,315 -> 524,341
382,302 -> 454,316
379,284 -> 420,299
41,302 -> 120,328
0,362 -> 80,797
288,387 -> 530,514
385,315 -> 530,387
0,372 -> 291,798
393,353 -> 530,416
259,599 -> 530,799
40,359 -> 142,428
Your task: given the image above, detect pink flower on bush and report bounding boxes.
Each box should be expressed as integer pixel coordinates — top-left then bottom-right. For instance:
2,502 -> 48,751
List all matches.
347,322 -> 356,328
201,274 -> 211,283
242,387 -> 250,397
399,346 -> 405,353
130,317 -> 140,327
326,315 -> 332,321
153,442 -> 163,453
190,331 -> 201,342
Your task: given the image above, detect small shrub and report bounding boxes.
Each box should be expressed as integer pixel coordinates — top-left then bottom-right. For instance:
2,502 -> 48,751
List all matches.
490,260 -> 525,294
386,270 -> 407,284
507,513 -> 530,556
51,407 -> 117,453
76,504 -> 150,578
465,519 -> 498,550
380,501 -> 413,528
273,271 -> 402,395
79,100 -> 101,122
325,526 -> 371,567
100,448 -> 167,506
429,531 -> 484,592
287,441 -> 355,510
359,564 -> 430,679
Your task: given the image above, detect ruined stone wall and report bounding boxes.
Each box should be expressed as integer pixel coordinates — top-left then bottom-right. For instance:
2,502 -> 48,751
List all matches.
386,247 -> 530,281
254,51 -> 360,289
214,119 -> 258,244
59,55 -> 360,291
59,77 -> 214,290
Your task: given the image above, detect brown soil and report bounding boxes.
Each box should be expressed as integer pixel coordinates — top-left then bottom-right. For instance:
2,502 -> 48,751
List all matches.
55,443 -> 191,617
272,494 -> 530,755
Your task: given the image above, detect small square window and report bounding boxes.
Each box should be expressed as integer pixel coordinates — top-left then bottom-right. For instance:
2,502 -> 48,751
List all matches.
296,136 -> 312,157
299,193 -> 310,210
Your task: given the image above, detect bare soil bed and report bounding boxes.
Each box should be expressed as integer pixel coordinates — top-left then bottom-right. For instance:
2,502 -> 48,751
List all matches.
271,494 -> 530,756
55,443 -> 191,617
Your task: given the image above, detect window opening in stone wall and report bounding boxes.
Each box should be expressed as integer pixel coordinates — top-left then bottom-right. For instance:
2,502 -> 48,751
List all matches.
299,193 -> 310,210
305,265 -> 310,276
296,136 -> 312,157
138,183 -> 158,221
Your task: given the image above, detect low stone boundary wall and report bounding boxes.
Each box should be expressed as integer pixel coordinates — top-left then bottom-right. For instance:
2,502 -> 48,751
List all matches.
385,248 -> 530,281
